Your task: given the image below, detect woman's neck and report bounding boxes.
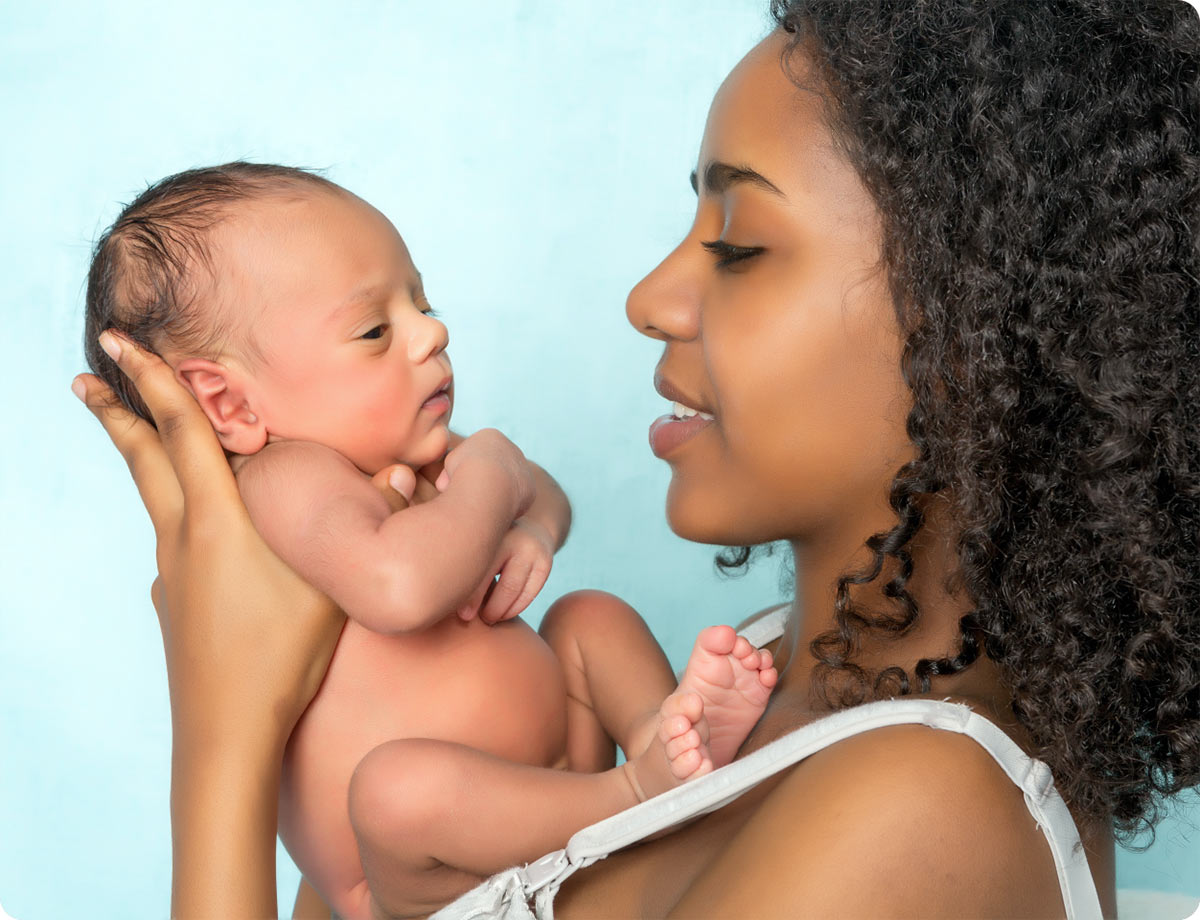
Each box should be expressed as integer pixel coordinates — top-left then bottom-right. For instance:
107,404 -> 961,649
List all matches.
768,495 -> 1015,724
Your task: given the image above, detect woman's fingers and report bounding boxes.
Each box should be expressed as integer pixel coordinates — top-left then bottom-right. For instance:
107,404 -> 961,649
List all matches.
73,371 -> 184,532
95,330 -> 241,513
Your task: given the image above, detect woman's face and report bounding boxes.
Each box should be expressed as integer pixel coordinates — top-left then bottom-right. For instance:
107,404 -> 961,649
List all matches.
628,32 -> 915,548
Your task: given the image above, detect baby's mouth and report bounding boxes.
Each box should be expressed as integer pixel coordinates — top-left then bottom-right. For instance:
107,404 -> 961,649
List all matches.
421,378 -> 453,412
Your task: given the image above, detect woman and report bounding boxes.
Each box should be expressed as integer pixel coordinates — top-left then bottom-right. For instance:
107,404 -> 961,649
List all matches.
74,0 -> 1198,916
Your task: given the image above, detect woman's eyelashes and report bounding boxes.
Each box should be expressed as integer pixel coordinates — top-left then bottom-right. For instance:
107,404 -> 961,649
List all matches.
700,238 -> 765,270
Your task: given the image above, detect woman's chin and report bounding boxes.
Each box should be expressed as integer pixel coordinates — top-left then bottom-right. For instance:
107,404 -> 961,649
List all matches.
664,481 -> 751,546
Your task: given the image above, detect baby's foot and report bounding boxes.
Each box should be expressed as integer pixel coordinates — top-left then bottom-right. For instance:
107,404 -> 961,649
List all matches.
670,626 -> 777,769
623,626 -> 776,801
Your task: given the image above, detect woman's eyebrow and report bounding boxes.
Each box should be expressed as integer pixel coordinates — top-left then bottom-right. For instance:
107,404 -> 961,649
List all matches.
689,161 -> 784,196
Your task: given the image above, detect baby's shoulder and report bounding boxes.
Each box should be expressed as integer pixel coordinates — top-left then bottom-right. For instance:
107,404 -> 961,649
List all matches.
235,440 -> 360,489
234,440 -> 369,518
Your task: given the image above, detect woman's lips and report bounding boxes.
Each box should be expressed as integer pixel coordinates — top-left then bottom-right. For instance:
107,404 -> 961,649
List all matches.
649,413 -> 714,457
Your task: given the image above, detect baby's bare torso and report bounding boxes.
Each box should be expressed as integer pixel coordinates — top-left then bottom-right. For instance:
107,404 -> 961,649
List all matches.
279,613 -> 568,905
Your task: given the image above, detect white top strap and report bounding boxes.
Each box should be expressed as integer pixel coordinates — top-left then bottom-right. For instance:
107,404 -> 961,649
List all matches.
515,698 -> 1101,920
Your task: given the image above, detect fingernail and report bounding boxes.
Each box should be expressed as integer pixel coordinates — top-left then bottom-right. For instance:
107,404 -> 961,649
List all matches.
388,469 -> 407,492
70,377 -> 87,402
98,331 -> 122,362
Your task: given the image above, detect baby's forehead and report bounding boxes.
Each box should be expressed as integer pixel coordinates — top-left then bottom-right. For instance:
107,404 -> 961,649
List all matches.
201,185 -> 410,357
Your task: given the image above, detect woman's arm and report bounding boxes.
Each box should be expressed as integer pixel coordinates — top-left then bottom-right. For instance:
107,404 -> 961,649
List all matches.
74,331 -> 349,919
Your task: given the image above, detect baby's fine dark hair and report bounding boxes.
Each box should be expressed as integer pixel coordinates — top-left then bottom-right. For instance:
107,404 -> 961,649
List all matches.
84,162 -> 340,422
762,0 -> 1200,840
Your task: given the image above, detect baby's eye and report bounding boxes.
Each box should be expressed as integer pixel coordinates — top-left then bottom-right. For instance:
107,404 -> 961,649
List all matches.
360,324 -> 388,340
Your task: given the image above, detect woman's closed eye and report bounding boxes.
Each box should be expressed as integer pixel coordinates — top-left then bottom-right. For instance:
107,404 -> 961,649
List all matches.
701,239 -> 765,270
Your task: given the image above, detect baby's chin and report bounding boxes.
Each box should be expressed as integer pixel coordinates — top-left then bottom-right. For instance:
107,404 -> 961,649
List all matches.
393,428 -> 452,472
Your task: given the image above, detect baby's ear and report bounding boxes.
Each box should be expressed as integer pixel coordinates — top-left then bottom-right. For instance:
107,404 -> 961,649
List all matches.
176,358 -> 268,455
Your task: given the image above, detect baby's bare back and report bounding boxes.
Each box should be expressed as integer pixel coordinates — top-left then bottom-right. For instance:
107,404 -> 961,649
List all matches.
279,613 -> 568,906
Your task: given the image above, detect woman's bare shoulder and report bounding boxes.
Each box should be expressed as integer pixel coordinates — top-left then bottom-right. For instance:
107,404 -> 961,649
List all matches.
667,722 -> 1064,918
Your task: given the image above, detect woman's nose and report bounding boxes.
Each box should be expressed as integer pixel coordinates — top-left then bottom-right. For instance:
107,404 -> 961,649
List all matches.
407,311 -> 449,363
625,239 -> 701,342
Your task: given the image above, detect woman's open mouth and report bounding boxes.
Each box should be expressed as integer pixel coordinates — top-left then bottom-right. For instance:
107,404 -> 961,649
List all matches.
649,401 -> 715,457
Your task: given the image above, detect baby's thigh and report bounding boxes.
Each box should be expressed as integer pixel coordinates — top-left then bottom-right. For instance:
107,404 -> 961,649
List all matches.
539,590 -> 677,757
539,589 -> 667,669
347,739 -> 487,917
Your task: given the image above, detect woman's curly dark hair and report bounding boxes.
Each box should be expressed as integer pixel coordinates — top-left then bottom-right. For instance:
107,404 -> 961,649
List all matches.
763,0 -> 1200,841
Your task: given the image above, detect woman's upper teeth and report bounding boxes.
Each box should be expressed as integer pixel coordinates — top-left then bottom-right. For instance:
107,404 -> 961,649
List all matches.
672,401 -> 714,420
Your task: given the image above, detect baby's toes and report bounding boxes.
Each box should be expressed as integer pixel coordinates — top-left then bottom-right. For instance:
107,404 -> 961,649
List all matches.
735,646 -> 762,671
695,625 -> 738,657
662,690 -> 703,725
665,727 -> 702,762
669,747 -> 706,781
659,712 -> 694,744
731,635 -> 754,660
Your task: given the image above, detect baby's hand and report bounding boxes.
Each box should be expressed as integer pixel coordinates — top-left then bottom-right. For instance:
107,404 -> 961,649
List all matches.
458,518 -> 555,625
436,428 -> 535,518
370,464 -> 417,512
370,463 -> 444,512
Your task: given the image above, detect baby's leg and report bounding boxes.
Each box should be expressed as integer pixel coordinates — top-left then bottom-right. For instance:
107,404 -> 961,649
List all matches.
348,738 -> 655,919
538,590 -> 677,771
348,627 -> 777,919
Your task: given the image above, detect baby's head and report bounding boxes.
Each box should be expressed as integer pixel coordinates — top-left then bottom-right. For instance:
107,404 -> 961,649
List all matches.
85,162 -> 453,474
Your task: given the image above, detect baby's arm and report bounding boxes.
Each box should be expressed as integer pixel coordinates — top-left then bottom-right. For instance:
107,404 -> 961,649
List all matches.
519,459 -> 571,550
438,431 -> 571,549
436,432 -> 573,622
236,432 -> 532,634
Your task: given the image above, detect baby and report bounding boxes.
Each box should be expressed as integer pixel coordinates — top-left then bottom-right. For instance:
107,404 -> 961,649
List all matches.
84,162 -> 777,919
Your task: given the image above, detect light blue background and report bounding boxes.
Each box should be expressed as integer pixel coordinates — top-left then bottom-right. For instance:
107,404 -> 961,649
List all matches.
1,2 -> 1196,917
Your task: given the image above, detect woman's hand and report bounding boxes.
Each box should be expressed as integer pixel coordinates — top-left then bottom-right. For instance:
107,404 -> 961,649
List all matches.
73,330 -> 346,919
76,331 -> 344,754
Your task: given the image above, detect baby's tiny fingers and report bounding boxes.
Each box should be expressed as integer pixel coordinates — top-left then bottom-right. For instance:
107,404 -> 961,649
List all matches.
480,559 -> 533,624
458,576 -> 492,621
369,465 -> 414,512
502,562 -> 551,622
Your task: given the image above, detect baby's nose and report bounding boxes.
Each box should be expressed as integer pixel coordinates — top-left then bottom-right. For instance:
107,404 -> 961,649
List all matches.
408,313 -> 449,362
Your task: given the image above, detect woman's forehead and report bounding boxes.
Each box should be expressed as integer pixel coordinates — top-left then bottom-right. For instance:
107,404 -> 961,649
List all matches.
698,31 -> 873,218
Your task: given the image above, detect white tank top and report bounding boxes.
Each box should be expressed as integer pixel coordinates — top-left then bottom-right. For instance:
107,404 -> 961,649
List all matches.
432,606 -> 1104,919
